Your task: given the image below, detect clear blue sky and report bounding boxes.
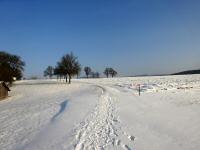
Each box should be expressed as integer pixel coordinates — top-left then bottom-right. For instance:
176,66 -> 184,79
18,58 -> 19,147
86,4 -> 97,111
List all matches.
0,0 -> 200,77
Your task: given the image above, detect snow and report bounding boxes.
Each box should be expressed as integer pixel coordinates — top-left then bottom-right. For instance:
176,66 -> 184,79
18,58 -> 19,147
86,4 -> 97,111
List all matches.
0,75 -> 200,150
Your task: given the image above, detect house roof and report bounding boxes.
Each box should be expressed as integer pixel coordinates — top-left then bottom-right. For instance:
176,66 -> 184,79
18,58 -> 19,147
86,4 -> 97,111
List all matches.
0,81 -> 10,91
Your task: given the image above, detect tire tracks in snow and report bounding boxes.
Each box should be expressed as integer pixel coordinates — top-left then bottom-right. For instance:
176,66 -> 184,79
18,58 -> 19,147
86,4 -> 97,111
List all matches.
73,84 -> 135,150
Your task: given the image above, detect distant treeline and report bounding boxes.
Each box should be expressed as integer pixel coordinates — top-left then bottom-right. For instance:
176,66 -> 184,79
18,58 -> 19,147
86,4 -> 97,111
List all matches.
43,52 -> 118,83
172,69 -> 200,75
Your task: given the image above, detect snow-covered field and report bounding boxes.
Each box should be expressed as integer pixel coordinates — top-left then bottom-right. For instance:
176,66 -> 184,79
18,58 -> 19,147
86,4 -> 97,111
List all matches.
0,75 -> 200,150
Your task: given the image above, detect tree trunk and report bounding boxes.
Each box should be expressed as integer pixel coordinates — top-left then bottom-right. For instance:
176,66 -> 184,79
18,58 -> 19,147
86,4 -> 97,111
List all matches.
65,75 -> 68,83
69,75 -> 71,84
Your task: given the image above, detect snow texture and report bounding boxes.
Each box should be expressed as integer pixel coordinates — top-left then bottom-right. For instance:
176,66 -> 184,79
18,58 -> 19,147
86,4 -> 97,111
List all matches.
0,74 -> 200,150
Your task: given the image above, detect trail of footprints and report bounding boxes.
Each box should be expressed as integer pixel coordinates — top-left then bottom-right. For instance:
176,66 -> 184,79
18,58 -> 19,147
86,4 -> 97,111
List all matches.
72,88 -> 135,150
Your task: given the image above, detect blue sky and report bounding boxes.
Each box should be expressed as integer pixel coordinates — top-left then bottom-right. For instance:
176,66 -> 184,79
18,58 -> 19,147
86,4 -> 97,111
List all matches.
0,0 -> 200,77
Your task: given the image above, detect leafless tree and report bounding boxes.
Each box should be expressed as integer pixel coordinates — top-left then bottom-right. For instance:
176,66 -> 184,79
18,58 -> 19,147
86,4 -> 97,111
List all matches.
91,72 -> 100,78
84,66 -> 92,78
109,68 -> 117,77
104,68 -> 110,78
44,66 -> 54,79
59,52 -> 81,84
104,67 -> 117,78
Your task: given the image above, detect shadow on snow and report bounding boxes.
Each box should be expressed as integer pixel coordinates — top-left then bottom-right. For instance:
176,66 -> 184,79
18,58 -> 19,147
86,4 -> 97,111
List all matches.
51,100 -> 68,122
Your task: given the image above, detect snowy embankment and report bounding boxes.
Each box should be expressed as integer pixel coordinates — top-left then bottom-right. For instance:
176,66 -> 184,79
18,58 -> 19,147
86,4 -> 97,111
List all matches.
0,75 -> 200,150
0,81 -> 101,150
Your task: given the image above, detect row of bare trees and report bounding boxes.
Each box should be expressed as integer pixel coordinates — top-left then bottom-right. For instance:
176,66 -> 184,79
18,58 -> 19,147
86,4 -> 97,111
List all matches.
84,67 -> 100,78
84,66 -> 117,78
44,52 -> 81,84
103,67 -> 117,78
44,53 -> 118,83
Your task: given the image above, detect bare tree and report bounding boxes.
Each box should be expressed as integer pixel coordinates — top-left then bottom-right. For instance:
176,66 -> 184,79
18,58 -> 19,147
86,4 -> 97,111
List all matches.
54,62 -> 65,81
95,72 -> 100,78
59,52 -> 81,84
75,62 -> 82,79
44,66 -> 54,79
103,67 -> 117,78
104,68 -> 110,78
84,66 -> 92,78
109,68 -> 117,77
91,72 -> 100,78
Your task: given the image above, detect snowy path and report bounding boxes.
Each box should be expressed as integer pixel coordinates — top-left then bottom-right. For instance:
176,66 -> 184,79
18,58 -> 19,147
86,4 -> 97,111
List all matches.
75,75 -> 200,150
0,75 -> 200,150
73,85 -> 135,150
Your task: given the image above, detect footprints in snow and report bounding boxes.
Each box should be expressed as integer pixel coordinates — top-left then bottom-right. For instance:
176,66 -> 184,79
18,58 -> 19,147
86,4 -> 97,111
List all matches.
73,88 -> 135,150
128,135 -> 135,141
123,144 -> 132,150
113,128 -> 135,150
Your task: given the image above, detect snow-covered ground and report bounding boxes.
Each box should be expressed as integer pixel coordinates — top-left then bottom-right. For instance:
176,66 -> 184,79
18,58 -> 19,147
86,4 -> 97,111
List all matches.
0,75 -> 200,150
